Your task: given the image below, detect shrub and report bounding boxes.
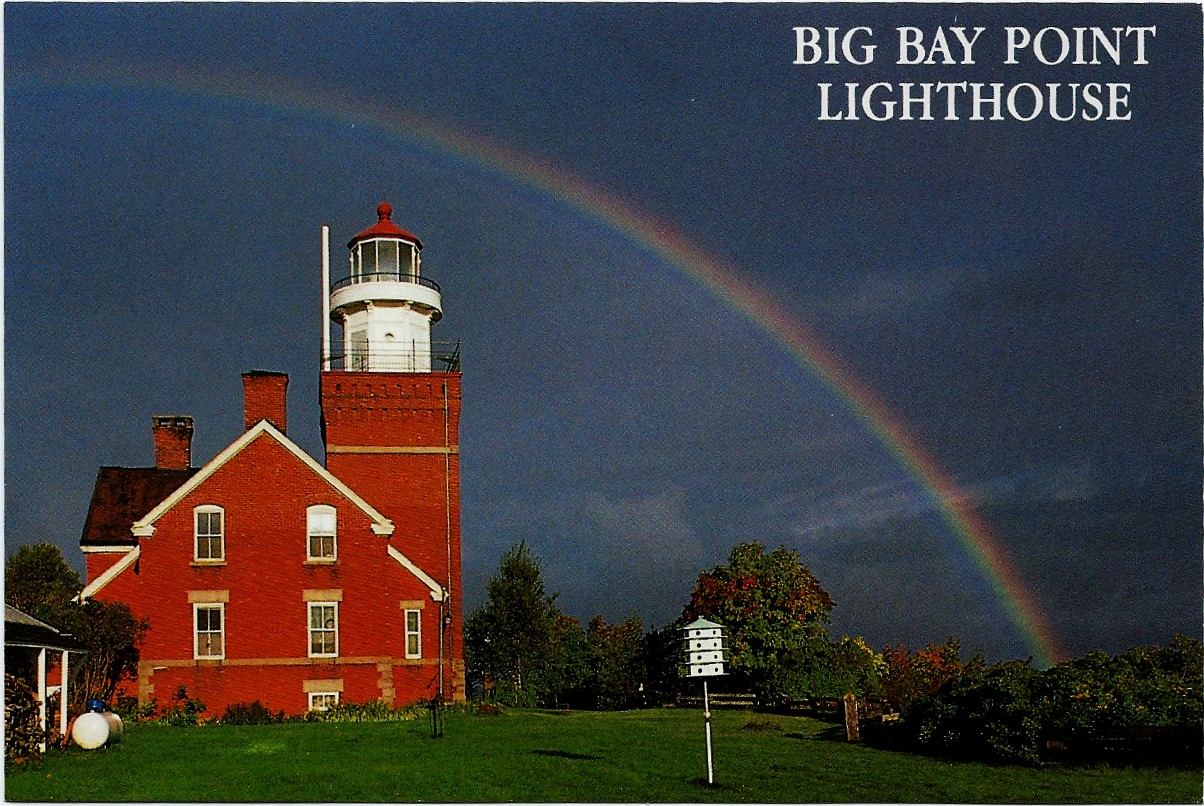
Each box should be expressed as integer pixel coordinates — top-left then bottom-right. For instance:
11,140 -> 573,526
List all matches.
894,660 -> 1044,764
162,687 -> 207,727
5,674 -> 43,763
220,701 -> 284,725
294,699 -> 421,723
879,636 -> 1204,766
1036,636 -> 1204,734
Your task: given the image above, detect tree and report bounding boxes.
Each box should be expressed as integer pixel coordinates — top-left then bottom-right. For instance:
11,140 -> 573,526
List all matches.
464,542 -> 560,706
4,543 -> 148,711
880,637 -> 976,708
586,615 -> 645,710
5,543 -> 82,626
683,542 -> 836,700
535,613 -> 591,709
829,634 -> 887,698
640,623 -> 689,705
66,600 -> 149,711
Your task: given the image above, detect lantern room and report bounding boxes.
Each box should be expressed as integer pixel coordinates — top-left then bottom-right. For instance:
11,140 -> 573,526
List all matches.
323,201 -> 447,373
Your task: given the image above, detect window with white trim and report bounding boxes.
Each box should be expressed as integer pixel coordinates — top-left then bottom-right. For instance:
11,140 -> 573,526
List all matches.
307,505 -> 337,561
194,506 -> 224,561
194,603 -> 225,659
405,609 -> 422,659
308,691 -> 340,712
308,602 -> 339,658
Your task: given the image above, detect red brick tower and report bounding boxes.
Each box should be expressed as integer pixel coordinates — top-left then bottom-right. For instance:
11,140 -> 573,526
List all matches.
318,202 -> 464,701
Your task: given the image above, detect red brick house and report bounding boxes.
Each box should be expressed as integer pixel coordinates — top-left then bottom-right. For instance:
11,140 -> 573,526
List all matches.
79,203 -> 463,716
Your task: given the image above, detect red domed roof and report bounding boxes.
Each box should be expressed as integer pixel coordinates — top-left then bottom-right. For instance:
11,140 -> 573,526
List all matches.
347,201 -> 423,249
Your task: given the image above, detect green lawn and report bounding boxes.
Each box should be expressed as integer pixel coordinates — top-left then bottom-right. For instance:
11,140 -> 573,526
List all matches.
6,708 -> 1200,802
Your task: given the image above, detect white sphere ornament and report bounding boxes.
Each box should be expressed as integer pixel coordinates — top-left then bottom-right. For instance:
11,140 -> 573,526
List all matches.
71,712 -> 111,750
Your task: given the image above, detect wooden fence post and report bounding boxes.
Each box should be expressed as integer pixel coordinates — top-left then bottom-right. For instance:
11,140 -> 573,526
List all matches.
843,692 -> 860,742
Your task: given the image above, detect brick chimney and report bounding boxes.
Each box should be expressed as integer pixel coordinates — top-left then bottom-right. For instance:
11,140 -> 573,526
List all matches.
152,416 -> 194,470
242,371 -> 288,434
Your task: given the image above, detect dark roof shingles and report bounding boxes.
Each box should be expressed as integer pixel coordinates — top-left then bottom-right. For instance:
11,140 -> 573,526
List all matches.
80,467 -> 198,547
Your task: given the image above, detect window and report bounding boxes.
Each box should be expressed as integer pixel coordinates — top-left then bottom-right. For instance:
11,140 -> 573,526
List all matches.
194,604 -> 225,659
307,505 -> 337,561
308,692 -> 340,712
350,329 -> 369,371
308,602 -> 338,658
194,506 -> 224,562
378,240 -> 399,278
405,609 -> 422,659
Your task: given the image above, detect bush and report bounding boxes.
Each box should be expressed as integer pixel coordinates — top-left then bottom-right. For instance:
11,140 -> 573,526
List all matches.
5,674 -> 43,763
294,699 -> 421,723
220,701 -> 284,725
162,687 -> 207,726
879,636 -> 1204,766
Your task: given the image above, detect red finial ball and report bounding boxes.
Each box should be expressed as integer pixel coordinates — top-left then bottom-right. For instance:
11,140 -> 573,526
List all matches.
377,201 -> 392,221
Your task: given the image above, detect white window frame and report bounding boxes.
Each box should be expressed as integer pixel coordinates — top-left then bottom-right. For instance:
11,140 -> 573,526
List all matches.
308,691 -> 340,712
194,603 -> 225,660
194,505 -> 225,562
306,505 -> 337,561
404,609 -> 422,659
308,602 -> 339,658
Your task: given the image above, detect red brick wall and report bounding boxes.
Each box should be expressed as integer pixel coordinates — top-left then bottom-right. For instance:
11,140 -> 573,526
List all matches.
91,431 -> 458,716
139,661 -> 454,716
320,371 -> 464,669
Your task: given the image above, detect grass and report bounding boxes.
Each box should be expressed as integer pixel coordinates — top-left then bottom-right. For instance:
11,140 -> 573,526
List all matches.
6,708 -> 1201,802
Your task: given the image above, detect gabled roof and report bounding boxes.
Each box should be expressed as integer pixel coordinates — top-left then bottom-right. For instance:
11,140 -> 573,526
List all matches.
132,419 -> 394,538
81,467 -> 199,548
5,605 -> 87,652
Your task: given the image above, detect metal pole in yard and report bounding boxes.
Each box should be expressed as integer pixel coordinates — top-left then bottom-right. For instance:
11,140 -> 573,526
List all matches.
703,679 -> 714,785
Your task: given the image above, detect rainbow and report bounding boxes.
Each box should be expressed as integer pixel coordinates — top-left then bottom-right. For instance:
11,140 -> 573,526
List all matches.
15,61 -> 1066,666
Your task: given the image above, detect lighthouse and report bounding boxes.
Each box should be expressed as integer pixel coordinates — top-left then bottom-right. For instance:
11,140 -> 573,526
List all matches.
323,201 -> 447,372
319,201 -> 464,701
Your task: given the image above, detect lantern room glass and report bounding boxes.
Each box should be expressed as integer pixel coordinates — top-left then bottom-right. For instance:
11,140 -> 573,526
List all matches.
351,239 -> 416,282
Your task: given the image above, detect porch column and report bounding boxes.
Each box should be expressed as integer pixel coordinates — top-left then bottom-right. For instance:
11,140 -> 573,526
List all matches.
60,651 -> 71,740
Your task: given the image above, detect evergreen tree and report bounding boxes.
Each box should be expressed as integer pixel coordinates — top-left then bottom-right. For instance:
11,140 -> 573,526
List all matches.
464,542 -> 560,706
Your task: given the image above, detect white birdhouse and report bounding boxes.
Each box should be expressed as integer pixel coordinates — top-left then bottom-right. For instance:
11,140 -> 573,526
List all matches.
682,617 -> 726,677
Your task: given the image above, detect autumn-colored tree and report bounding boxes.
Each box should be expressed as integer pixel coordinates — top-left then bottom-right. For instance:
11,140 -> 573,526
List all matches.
880,636 -> 978,707
683,542 -> 836,700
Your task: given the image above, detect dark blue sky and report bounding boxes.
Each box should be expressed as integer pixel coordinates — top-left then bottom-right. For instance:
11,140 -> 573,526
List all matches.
6,3 -> 1200,664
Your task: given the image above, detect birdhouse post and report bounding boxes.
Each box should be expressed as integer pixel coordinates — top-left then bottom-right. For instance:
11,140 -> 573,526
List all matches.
682,617 -> 726,785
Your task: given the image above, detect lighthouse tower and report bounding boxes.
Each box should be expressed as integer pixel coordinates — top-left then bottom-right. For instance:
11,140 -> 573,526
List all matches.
319,201 -> 463,702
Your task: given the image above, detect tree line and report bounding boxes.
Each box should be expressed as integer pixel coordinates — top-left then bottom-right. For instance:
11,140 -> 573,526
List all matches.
465,541 -> 1202,765
465,540 -> 888,708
